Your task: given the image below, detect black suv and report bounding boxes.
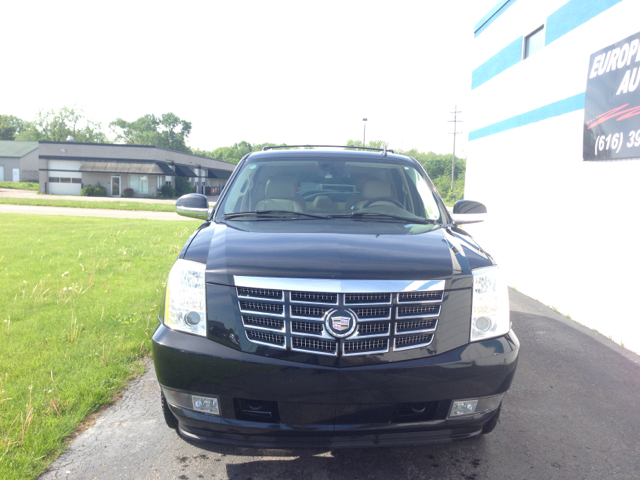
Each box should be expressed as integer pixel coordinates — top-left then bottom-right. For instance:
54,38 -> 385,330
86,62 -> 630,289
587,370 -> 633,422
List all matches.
153,147 -> 519,447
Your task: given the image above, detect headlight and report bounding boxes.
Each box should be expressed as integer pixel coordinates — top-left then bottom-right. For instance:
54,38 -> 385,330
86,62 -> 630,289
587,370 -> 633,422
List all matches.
470,265 -> 510,342
164,259 -> 206,336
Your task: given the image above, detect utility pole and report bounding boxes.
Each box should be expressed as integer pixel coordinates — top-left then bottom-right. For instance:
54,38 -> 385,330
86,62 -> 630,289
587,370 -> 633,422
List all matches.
363,118 -> 367,149
448,106 -> 463,191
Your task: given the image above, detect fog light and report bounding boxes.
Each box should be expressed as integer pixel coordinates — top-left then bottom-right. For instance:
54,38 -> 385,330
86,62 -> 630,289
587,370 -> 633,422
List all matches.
448,393 -> 505,419
450,399 -> 478,417
162,386 -> 220,416
192,395 -> 220,415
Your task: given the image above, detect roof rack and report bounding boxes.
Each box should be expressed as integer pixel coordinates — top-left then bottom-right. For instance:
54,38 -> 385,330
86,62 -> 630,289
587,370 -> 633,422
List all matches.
261,145 -> 394,155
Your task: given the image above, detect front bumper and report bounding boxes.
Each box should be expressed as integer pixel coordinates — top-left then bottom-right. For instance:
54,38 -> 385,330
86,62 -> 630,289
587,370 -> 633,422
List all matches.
152,324 -> 519,448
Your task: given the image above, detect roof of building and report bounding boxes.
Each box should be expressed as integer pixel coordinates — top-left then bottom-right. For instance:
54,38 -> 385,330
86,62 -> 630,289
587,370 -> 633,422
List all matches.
38,140 -> 236,170
0,141 -> 39,158
79,161 -> 177,176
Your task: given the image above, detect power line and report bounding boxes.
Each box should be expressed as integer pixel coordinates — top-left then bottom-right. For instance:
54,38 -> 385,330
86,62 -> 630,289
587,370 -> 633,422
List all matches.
447,106 -> 463,191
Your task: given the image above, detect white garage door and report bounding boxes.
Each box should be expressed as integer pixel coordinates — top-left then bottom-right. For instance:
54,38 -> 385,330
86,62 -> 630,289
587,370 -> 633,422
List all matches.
0,166 -> 4,181
48,160 -> 82,195
49,182 -> 82,195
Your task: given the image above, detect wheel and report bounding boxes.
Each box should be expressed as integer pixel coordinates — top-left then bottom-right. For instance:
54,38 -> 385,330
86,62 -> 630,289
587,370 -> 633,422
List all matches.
361,197 -> 404,209
161,391 -> 179,430
481,406 -> 501,435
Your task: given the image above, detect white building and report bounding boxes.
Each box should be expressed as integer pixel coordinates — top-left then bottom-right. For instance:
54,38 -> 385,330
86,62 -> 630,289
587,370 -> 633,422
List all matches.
0,141 -> 39,182
36,141 -> 235,197
466,0 -> 640,354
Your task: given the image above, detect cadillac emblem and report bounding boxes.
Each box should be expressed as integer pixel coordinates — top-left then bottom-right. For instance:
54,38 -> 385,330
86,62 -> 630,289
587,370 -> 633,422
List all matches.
332,316 -> 351,331
323,308 -> 358,338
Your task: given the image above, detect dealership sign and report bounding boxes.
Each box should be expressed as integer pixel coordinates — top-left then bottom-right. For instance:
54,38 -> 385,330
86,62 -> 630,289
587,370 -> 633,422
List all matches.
584,30 -> 640,161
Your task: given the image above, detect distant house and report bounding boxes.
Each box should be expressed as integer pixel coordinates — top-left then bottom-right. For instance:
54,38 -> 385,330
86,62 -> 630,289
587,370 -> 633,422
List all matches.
38,141 -> 236,197
0,141 -> 39,182
0,140 -> 236,196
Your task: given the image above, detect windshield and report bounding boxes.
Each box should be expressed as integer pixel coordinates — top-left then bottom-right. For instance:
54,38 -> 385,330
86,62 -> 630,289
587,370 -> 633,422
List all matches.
218,156 -> 443,223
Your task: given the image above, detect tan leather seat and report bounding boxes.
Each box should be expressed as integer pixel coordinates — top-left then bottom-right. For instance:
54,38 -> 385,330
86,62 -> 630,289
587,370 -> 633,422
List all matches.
345,178 -> 368,212
312,195 -> 337,213
255,178 -> 304,213
353,180 -> 395,210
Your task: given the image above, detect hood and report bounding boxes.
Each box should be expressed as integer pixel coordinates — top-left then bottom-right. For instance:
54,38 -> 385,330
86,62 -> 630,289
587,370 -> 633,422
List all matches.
183,220 -> 484,287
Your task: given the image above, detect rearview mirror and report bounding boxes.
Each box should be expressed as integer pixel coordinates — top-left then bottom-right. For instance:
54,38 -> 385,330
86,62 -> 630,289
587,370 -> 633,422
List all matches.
176,193 -> 210,220
451,200 -> 487,225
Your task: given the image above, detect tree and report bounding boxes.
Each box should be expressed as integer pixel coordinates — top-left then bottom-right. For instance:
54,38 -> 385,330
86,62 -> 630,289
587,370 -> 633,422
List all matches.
345,139 -> 388,150
193,141 -> 287,164
175,177 -> 194,196
0,115 -> 26,140
110,113 -> 192,152
15,107 -> 108,143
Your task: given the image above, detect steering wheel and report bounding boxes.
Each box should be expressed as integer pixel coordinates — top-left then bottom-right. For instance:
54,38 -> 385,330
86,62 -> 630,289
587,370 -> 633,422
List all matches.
361,197 -> 404,209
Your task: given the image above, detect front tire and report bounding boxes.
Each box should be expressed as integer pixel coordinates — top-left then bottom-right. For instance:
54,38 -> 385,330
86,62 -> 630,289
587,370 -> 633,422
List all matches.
481,406 -> 501,435
161,391 -> 179,430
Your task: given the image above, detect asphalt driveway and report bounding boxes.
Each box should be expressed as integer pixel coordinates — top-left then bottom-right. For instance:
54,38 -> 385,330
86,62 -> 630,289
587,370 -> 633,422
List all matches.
39,290 -> 640,480
0,204 -> 196,221
0,188 -> 219,204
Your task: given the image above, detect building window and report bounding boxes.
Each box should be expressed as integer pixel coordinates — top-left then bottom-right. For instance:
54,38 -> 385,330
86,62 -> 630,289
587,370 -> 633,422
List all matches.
524,26 -> 544,59
157,176 -> 164,190
49,177 -> 80,183
129,175 -> 148,194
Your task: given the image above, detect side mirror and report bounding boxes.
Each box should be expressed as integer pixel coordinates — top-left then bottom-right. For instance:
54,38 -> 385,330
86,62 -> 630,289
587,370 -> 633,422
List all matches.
451,200 -> 487,225
176,193 -> 210,220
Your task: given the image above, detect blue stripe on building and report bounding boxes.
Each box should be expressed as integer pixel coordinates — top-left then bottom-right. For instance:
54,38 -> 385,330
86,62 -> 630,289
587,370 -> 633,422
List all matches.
471,37 -> 522,90
546,0 -> 624,45
468,93 -> 586,141
474,0 -> 518,37
471,0 -> 624,90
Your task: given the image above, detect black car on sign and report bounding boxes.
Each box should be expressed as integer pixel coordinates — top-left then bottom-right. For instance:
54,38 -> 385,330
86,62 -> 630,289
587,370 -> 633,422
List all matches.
152,146 -> 519,448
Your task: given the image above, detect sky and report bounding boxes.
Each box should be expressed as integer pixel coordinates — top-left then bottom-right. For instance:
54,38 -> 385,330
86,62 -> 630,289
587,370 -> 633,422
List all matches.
2,0 -> 494,157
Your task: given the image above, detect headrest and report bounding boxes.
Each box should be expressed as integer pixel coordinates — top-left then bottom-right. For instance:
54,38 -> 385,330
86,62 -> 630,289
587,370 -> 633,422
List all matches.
312,195 -> 333,209
265,178 -> 296,199
361,180 -> 392,199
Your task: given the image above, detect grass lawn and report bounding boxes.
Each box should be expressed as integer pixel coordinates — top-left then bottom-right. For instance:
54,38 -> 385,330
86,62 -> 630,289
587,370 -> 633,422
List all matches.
0,213 -> 201,479
0,182 -> 39,191
0,198 -> 177,212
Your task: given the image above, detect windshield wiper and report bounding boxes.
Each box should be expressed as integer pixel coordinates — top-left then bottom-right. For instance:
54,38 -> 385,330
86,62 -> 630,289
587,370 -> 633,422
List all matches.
223,210 -> 331,220
330,212 -> 436,224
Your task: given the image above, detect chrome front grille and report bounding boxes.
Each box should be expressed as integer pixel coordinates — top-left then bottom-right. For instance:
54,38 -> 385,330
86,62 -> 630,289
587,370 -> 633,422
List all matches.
395,333 -> 434,350
291,291 -> 337,304
237,280 -> 444,357
242,315 -> 285,331
292,336 -> 337,355
291,320 -> 323,335
345,293 -> 392,304
238,287 -> 283,300
358,322 -> 390,336
397,304 -> 440,318
398,291 -> 443,302
396,318 -> 438,333
291,305 -> 330,318
246,330 -> 286,348
239,301 -> 284,315
352,307 -> 391,320
344,338 -> 389,355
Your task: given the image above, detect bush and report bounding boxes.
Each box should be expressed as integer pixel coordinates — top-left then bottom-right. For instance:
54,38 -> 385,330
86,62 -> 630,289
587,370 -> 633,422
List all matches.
158,184 -> 177,199
122,188 -> 134,197
175,177 -> 194,197
432,175 -> 465,206
80,183 -> 108,197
